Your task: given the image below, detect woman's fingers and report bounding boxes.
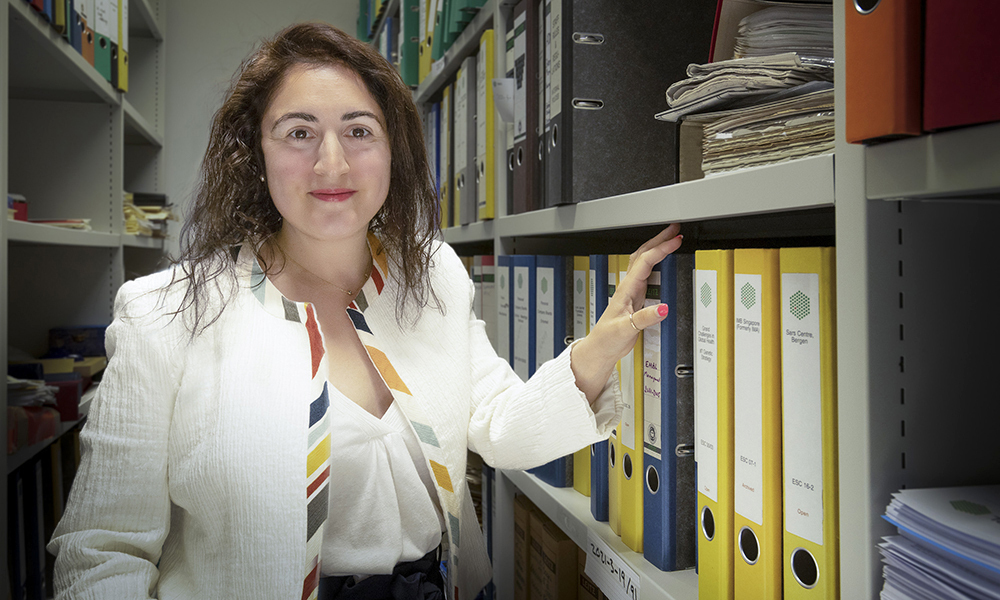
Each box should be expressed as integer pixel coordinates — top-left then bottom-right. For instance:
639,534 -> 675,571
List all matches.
630,302 -> 670,332
628,223 -> 681,270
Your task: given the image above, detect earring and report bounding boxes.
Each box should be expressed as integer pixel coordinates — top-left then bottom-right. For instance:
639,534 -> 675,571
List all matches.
260,174 -> 266,183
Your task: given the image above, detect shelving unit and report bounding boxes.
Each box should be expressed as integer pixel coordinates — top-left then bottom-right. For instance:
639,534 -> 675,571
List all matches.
3,0 -> 169,577
394,1 -> 1000,599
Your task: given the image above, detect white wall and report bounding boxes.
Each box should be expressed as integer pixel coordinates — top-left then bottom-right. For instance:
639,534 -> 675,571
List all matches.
163,0 -> 359,258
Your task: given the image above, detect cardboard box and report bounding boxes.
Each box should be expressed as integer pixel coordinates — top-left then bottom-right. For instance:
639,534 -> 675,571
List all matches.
514,493 -> 533,600
528,509 -> 577,600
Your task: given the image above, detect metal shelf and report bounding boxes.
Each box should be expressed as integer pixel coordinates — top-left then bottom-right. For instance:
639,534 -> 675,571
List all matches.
865,121 -> 1000,201
124,98 -> 163,147
129,0 -> 164,41
501,469 -> 698,600
7,220 -> 120,247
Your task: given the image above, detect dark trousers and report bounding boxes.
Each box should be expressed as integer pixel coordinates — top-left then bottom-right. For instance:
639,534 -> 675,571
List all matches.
317,549 -> 445,600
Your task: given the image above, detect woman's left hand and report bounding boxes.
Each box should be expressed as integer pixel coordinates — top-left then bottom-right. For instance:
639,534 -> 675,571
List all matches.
570,224 -> 684,403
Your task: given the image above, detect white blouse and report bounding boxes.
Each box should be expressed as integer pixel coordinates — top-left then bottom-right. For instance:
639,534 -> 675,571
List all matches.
321,387 -> 447,577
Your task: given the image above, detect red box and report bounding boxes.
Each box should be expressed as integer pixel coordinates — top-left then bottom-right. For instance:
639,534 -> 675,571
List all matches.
45,374 -> 83,421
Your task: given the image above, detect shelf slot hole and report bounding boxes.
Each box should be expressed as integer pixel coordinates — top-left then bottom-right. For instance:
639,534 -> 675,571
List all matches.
900,388 -> 905,405
899,356 -> 905,373
902,452 -> 906,469
900,324 -> 904,341
899,292 -> 904,309
901,420 -> 905,437
899,260 -> 904,277
898,228 -> 903,245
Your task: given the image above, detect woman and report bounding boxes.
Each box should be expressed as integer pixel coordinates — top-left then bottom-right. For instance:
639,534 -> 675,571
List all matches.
48,22 -> 682,600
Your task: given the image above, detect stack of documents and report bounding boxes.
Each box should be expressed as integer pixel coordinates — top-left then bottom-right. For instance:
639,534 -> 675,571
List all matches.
655,53 -> 833,123
683,82 -> 833,176
880,485 -> 1000,600
124,192 -> 175,238
7,376 -> 57,408
733,4 -> 833,60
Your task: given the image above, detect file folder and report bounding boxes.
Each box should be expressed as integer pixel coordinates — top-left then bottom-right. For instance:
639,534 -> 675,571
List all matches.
54,0 -> 67,34
399,0 -> 420,86
542,0 -> 716,206
923,0 -> 1000,132
511,0 -> 541,214
440,84 -> 453,228
497,255 -> 513,365
70,1 -> 83,53
733,248 -> 782,600
476,29 -> 495,221
589,253 -> 610,522
92,0 -> 113,84
504,19 -> 516,217
418,0 -> 433,83
457,55 -> 478,224
844,0 -> 922,143
529,255 -> 574,487
430,0 -> 449,61
780,247 -> 838,600
644,253 -> 697,571
78,0 -> 95,66
607,254 -> 629,536
695,249 -> 736,600
621,309 -> 644,553
572,255 -> 591,497
115,0 -> 127,91
482,254 -> 497,348
510,255 -> 536,381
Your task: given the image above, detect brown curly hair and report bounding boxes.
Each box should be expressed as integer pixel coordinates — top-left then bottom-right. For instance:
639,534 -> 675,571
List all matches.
171,22 -> 440,333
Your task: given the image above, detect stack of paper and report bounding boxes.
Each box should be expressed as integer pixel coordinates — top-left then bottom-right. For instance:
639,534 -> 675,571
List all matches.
733,4 -> 833,60
656,53 -> 833,123
684,82 -> 833,176
7,376 -> 57,407
880,485 -> 1000,600
124,192 -> 175,238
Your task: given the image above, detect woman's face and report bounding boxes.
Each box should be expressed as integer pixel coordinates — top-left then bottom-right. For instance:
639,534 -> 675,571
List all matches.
260,62 -> 391,246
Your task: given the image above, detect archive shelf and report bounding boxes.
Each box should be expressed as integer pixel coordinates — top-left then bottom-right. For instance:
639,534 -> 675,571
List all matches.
3,0 -> 168,576
416,2 -> 1000,599
413,0 -> 495,104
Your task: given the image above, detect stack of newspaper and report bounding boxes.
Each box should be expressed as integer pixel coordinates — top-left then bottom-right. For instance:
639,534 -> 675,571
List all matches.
656,1 -> 834,177
880,486 -> 1000,600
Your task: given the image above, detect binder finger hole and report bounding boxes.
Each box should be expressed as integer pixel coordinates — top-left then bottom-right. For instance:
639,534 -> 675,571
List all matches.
623,453 -> 633,480
509,152 -> 515,172
739,526 -> 760,565
551,124 -> 559,148
608,442 -> 616,469
645,465 -> 659,495
701,506 -> 715,541
853,0 -> 880,14
791,548 -> 819,589
516,146 -> 524,167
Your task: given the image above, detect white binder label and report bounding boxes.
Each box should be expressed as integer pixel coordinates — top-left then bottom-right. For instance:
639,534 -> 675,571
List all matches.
548,0 -> 562,121
694,269 -> 719,502
477,39 -> 488,175
643,272 -> 662,460
619,268 -> 636,451
782,272 -> 824,545
734,273 -> 764,525
513,11 -> 527,142
513,265 -> 531,380
96,0 -> 112,41
497,263 -> 510,363
536,266 -> 556,368
589,267 -> 598,331
573,266 -> 588,340
454,70 -> 468,186
441,90 -> 450,193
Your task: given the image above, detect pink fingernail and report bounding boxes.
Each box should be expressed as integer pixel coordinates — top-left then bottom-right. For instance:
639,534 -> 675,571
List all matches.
658,304 -> 669,317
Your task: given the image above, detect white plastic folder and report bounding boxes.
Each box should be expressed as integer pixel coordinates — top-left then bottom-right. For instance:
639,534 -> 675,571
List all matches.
881,485 -> 1000,599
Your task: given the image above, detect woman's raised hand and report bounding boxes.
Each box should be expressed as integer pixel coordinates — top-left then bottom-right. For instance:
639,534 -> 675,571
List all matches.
569,224 -> 683,403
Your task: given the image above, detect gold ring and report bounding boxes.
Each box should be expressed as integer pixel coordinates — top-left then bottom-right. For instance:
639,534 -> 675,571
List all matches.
629,312 -> 640,332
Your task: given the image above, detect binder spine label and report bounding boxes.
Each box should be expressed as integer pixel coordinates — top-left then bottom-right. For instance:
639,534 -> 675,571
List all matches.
643,271 -> 663,460
498,263 -> 511,363
589,268 -> 598,331
694,269 -> 719,502
536,266 -> 556,368
548,0 -> 562,121
454,70 -> 468,182
734,273 -> 764,525
477,39 -> 488,190
513,11 -> 527,142
573,266 -> 588,339
513,265 -> 532,379
620,268 -> 637,452
782,272 -> 824,545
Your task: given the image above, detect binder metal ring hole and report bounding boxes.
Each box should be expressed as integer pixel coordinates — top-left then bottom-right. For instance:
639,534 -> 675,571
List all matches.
854,0 -> 880,14
739,526 -> 760,565
609,442 -> 616,468
645,465 -> 659,495
701,506 -> 716,541
516,147 -> 524,167
791,548 -> 819,589
622,453 -> 633,480
551,125 -> 559,148
572,32 -> 605,45
572,98 -> 604,111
